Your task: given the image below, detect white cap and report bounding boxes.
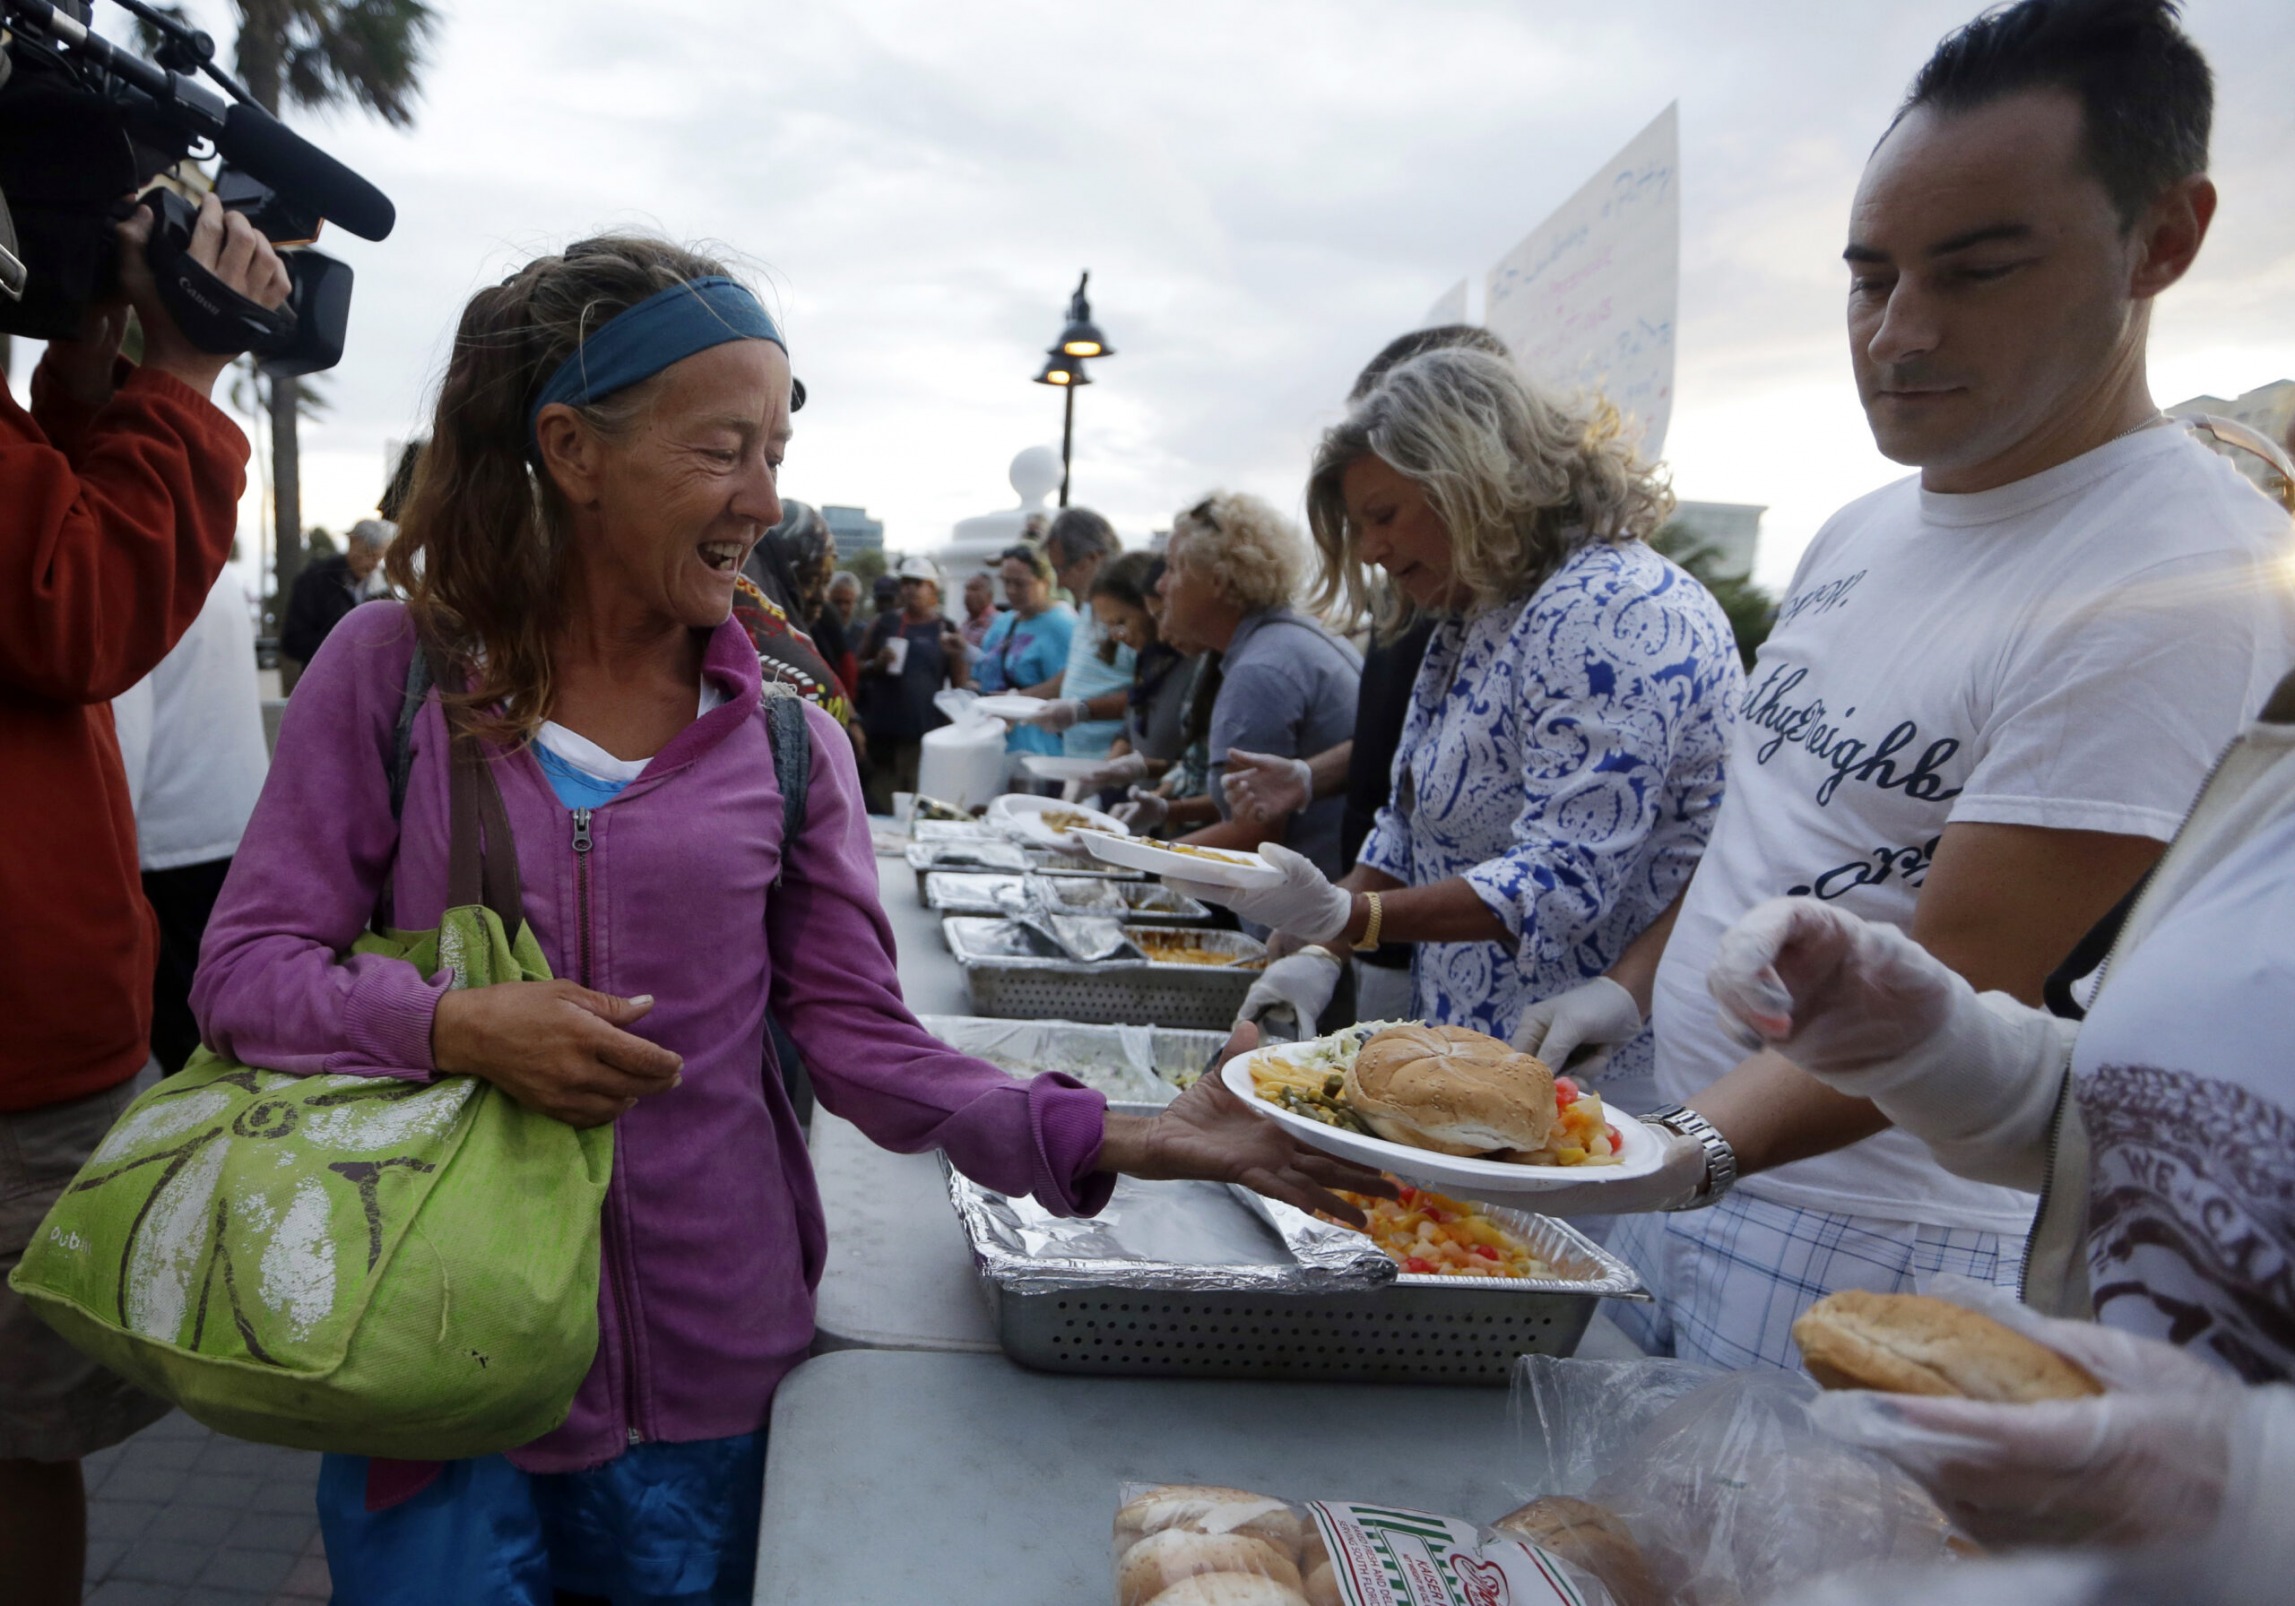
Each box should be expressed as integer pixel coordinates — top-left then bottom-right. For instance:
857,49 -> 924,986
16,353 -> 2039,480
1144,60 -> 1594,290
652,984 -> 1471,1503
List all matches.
895,556 -> 941,585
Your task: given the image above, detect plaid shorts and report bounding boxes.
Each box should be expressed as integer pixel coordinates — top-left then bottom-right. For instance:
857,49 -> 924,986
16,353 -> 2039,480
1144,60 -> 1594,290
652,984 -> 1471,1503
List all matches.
1,1066 -> 171,1461
1607,1189 -> 2027,1372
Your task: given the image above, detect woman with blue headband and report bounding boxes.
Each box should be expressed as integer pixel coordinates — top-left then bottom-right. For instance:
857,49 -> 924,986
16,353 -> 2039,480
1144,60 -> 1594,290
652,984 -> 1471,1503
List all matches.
189,235 -> 1388,1603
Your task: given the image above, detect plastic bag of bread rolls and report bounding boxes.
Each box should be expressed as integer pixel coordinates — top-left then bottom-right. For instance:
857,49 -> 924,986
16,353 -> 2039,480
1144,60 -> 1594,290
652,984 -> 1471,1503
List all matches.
1111,1482 -> 1624,1606
1513,1356 -> 1965,1606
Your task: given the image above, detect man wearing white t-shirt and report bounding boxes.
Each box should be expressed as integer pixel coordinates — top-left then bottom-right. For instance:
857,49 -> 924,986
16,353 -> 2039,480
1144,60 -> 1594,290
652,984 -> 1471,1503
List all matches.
1515,0 -> 2295,1369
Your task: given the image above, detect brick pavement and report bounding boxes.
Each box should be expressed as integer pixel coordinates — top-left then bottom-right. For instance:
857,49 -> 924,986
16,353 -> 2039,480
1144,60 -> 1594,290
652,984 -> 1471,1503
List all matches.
79,1410 -> 329,1605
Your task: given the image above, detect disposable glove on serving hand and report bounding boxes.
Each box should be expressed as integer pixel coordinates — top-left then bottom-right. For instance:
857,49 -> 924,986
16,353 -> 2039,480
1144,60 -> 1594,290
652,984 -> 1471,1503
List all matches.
1705,897 -> 2075,1191
1110,787 -> 1169,830
1810,1278 -> 2295,1579
1221,749 -> 1313,825
1016,697 -> 1087,732
1234,950 -> 1344,1038
1510,975 -> 1644,1074
1167,842 -> 1354,945
1063,750 -> 1150,803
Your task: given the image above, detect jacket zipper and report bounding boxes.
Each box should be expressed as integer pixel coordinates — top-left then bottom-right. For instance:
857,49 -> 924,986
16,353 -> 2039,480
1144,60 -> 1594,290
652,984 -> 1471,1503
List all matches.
573,806 -> 645,1447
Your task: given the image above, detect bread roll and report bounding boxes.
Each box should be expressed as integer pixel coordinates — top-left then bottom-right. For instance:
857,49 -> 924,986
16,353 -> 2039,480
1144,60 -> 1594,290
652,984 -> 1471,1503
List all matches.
1140,1575 -> 1310,1606
1119,1530 -> 1301,1606
1301,1557 -> 1340,1606
1115,1485 -> 1304,1560
1489,1497 -> 1661,1606
1792,1291 -> 2102,1403
1343,1024 -> 1555,1156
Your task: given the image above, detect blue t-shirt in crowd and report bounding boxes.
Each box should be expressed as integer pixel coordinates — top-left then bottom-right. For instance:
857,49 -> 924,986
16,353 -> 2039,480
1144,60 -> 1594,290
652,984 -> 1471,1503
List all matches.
974,603 -> 1078,755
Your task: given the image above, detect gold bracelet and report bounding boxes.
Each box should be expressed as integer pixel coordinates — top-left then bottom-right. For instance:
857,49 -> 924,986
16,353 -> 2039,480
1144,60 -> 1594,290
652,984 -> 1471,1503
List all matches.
1351,890 -> 1384,952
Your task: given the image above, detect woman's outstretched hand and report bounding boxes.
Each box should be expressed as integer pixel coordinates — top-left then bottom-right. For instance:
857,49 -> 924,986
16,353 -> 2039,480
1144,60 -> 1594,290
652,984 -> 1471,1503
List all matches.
432,981 -> 684,1127
1095,1023 -> 1396,1225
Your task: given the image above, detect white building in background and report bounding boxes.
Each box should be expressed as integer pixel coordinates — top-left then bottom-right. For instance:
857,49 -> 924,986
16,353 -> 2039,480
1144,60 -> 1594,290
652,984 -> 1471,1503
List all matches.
934,446 -> 1063,578
1667,500 -> 1764,582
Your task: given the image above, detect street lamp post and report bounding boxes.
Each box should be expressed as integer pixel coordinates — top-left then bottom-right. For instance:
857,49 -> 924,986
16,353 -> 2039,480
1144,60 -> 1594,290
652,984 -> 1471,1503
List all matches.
1032,271 -> 1114,508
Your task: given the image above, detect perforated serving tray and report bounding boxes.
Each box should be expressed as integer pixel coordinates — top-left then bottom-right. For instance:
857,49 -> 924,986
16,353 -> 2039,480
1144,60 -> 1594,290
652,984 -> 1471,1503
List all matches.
940,918 -> 1265,1029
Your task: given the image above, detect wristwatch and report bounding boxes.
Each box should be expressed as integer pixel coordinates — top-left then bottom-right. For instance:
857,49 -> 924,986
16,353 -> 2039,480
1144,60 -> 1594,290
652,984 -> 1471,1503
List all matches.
1644,1104 -> 1738,1210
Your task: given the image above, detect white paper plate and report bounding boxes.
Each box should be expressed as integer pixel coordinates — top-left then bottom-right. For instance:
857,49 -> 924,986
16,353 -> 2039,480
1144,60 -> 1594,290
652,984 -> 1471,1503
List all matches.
1073,830 -> 1285,891
1019,754 -> 1106,783
986,793 -> 1130,851
1220,1038 -> 1665,1199
973,693 -> 1053,723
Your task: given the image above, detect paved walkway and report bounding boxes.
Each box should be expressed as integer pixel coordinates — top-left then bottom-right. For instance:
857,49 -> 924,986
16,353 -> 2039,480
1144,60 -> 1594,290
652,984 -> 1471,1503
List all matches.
81,1410 -> 329,1605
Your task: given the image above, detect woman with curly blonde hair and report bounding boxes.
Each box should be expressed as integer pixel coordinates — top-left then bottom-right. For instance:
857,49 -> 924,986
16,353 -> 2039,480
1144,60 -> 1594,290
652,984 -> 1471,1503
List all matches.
1172,348 -> 1743,1061
1133,491 -> 1361,880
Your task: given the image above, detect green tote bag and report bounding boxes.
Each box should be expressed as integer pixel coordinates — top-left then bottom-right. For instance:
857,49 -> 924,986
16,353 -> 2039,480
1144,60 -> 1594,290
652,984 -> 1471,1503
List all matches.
8,666 -> 612,1459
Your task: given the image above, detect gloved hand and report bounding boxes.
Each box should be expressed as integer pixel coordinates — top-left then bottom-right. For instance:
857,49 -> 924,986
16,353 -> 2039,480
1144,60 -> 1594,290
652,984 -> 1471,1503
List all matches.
1017,697 -> 1087,732
1479,1119 -> 1715,1216
1221,749 -> 1313,826
1235,950 -> 1344,1038
1810,1281 -> 2267,1552
1111,787 -> 1170,830
1168,842 -> 1354,945
1063,750 -> 1151,802
1510,976 -> 1643,1074
1705,897 -> 2075,1191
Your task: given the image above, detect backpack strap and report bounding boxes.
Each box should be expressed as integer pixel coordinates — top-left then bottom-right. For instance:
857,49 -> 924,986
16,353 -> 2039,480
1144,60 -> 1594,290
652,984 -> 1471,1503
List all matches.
390,647 -> 432,823
760,683 -> 813,887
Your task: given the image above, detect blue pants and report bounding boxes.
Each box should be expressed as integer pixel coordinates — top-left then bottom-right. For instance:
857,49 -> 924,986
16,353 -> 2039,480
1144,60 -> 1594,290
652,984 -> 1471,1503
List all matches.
317,1432 -> 766,1606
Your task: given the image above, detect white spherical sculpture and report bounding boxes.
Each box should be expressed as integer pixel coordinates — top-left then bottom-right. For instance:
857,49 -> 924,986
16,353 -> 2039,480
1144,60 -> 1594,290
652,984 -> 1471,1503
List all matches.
938,445 -> 1066,572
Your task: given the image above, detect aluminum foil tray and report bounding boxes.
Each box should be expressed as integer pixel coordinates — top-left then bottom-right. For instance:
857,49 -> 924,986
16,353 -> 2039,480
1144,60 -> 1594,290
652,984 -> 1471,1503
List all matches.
923,871 -> 1029,917
1031,875 -> 1212,926
916,1014 -> 1227,1105
941,918 -> 1265,1029
1025,846 -> 1143,880
946,1146 -> 1645,1385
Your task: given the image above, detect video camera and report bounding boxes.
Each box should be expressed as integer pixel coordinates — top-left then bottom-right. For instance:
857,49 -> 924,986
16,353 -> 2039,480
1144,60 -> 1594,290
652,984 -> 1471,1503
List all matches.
0,0 -> 394,375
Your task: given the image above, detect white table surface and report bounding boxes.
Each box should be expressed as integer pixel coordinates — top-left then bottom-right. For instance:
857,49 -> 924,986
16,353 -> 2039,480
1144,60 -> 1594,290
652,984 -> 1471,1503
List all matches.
754,1349 -> 1544,1606
814,836 -> 1653,1359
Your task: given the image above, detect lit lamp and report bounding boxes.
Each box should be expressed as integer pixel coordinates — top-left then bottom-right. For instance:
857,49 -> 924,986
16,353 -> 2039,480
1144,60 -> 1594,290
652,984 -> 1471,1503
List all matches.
1032,271 -> 1114,507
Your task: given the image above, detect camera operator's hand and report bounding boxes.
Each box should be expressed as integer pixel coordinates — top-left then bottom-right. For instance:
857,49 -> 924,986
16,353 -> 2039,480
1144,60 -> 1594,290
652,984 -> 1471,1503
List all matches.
44,300 -> 135,409
117,193 -> 292,397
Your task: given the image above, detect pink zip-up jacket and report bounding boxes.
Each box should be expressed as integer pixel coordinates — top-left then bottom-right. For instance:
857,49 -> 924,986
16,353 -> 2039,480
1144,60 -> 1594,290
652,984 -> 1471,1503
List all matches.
192,601 -> 1113,1471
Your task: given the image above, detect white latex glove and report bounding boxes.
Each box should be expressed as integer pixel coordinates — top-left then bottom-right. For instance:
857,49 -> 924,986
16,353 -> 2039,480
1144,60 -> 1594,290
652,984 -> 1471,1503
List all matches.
1235,950 -> 1343,1037
1111,787 -> 1169,830
1706,897 -> 2075,1191
1510,976 -> 1643,1074
1167,842 -> 1354,945
1810,1281 -> 2278,1555
1016,697 -> 1086,732
1221,749 -> 1313,826
1068,751 -> 1150,801
1493,1119 -> 1714,1216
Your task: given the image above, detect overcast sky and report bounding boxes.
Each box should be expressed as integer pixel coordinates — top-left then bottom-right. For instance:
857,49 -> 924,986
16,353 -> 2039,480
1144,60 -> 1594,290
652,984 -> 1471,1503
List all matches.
68,0 -> 2295,591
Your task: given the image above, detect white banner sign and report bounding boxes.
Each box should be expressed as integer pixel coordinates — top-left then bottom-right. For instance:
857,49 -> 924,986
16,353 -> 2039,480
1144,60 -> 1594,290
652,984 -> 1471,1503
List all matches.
1420,279 -> 1469,330
1483,103 -> 1679,456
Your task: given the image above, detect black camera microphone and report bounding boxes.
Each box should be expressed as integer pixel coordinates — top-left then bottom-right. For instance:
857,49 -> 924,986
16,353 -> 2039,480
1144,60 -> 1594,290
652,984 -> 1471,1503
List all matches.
6,0 -> 394,241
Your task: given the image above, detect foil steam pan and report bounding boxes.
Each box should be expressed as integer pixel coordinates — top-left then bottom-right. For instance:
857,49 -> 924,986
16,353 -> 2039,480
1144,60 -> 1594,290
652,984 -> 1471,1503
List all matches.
945,1148 -> 1397,1297
1227,1187 -> 1649,1299
916,1014 -> 1224,1106
906,839 -> 1030,876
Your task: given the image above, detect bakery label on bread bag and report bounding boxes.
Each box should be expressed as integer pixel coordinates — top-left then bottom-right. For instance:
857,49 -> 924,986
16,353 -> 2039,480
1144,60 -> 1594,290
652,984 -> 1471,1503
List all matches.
1307,1502 -> 1599,1606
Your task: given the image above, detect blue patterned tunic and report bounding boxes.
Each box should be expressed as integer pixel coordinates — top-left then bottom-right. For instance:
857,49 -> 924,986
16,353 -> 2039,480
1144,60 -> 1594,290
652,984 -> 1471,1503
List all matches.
1358,540 -> 1742,1045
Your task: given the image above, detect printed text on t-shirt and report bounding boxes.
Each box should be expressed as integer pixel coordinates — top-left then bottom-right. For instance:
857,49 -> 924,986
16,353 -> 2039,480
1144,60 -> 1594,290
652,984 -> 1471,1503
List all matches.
1774,568 -> 1866,627
1741,664 -> 1965,808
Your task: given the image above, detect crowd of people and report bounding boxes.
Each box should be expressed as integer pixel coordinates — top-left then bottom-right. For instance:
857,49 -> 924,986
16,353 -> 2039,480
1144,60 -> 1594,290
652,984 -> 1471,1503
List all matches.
2,0 -> 2290,1602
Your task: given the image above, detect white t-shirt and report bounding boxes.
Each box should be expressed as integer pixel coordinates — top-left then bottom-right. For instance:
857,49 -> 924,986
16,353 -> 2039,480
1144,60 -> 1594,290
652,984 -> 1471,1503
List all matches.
112,577 -> 271,870
1652,424 -> 2295,1232
2072,758 -> 2295,1381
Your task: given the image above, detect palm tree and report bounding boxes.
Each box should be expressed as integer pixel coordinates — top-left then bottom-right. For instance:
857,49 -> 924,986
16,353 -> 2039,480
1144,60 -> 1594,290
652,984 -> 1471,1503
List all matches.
230,0 -> 438,631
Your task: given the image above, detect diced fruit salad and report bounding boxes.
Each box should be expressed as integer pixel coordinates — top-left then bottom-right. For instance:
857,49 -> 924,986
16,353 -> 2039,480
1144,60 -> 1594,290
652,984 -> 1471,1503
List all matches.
1334,1183 -> 1558,1279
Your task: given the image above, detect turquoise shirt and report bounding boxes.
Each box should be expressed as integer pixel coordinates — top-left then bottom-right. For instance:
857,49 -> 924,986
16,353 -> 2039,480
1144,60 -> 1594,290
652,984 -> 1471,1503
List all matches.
1059,611 -> 1136,759
975,603 -> 1078,755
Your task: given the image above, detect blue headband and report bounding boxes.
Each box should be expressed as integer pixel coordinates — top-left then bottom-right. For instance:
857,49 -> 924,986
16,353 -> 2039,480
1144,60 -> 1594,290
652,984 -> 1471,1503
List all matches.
526,275 -> 786,456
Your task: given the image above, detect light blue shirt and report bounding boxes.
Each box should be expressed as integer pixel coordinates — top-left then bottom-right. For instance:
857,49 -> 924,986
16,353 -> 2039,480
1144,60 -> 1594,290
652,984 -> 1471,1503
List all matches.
1059,611 -> 1136,759
975,604 -> 1078,756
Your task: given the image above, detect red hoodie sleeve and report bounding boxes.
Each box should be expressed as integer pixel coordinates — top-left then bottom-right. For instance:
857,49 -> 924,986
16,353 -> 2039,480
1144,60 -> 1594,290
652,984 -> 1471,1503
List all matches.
0,359 -> 249,704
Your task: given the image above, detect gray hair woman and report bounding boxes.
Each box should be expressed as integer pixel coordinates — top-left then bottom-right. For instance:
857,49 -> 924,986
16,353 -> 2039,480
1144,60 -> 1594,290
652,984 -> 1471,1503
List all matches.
1175,348 -> 1744,1060
1143,492 -> 1361,876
